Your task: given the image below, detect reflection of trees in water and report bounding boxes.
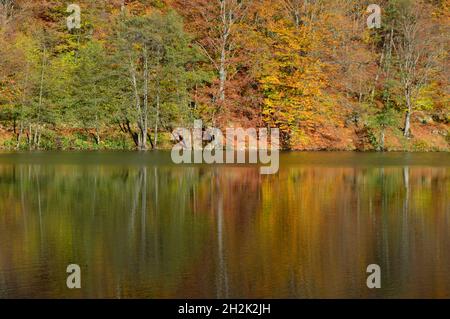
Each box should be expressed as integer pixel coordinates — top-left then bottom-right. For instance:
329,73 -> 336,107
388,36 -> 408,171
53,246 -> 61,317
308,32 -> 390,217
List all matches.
0,165 -> 216,297
400,166 -> 410,290
176,167 -> 263,298
0,164 -> 449,298
222,167 -> 450,298
212,169 -> 228,298
34,166 -> 44,251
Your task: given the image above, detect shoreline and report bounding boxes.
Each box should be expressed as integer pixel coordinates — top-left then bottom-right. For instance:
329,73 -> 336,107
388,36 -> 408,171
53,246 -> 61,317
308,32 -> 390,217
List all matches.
1,149 -> 449,156
1,124 -> 448,153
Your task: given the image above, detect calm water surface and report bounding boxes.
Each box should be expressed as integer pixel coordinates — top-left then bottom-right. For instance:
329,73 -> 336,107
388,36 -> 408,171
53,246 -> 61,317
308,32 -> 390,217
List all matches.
0,152 -> 449,298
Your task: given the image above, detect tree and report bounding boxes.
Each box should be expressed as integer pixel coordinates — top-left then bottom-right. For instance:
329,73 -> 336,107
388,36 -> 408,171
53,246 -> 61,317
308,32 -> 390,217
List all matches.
254,0 -> 327,148
110,10 -> 203,150
69,41 -> 111,145
392,0 -> 443,137
174,0 -> 251,122
1,0 -> 448,151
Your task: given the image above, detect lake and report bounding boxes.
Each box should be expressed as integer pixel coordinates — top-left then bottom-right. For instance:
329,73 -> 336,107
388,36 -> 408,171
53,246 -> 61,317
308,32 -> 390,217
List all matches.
0,152 -> 449,298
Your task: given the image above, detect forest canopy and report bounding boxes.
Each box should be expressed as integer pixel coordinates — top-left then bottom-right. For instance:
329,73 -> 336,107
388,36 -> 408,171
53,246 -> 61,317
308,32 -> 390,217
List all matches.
0,0 -> 448,151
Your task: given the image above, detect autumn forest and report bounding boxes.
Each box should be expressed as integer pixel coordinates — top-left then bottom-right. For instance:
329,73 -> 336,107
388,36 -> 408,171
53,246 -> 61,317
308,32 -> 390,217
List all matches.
0,0 -> 449,151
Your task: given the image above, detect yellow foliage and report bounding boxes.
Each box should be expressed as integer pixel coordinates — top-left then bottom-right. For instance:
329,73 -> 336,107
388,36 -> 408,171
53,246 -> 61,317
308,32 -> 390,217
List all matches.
255,6 -> 328,147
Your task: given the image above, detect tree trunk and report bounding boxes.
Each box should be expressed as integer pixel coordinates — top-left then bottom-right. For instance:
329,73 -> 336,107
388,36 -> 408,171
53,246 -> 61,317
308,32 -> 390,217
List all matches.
154,91 -> 160,149
17,61 -> 30,150
125,120 -> 139,147
94,123 -> 100,146
218,0 -> 229,103
28,124 -> 32,149
379,128 -> 385,151
218,44 -> 227,102
33,43 -> 47,150
33,128 -> 38,149
141,47 -> 149,151
404,90 -> 412,137
16,124 -> 23,149
130,59 -> 145,150
37,132 -> 41,149
95,130 -> 100,145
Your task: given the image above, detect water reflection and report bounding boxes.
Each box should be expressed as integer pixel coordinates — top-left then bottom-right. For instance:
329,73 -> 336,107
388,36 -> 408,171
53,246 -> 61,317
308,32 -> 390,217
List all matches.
0,153 -> 449,298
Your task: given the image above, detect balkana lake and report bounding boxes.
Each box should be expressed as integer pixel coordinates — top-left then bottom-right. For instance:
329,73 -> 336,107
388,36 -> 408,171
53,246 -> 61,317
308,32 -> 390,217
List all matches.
0,152 -> 449,298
